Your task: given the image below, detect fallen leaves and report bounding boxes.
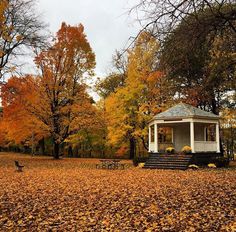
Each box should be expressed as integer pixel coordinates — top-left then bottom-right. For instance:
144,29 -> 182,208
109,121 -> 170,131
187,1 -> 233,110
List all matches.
0,153 -> 235,231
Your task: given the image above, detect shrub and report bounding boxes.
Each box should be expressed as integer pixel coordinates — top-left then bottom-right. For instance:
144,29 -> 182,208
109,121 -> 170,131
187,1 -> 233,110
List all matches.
208,163 -> 217,168
181,146 -> 192,154
166,147 -> 175,153
214,157 -> 229,168
133,157 -> 148,167
188,164 -> 199,170
138,163 -> 145,168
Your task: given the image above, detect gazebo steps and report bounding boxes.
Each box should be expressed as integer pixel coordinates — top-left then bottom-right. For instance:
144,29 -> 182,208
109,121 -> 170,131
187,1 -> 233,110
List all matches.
148,156 -> 191,160
143,153 -> 192,170
144,165 -> 188,170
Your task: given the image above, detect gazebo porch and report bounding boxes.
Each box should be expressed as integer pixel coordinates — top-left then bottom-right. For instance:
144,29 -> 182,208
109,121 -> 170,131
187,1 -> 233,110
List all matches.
148,119 -> 220,154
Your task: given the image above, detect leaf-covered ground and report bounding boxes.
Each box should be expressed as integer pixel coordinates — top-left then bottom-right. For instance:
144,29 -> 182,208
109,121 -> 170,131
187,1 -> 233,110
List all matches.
0,153 -> 235,231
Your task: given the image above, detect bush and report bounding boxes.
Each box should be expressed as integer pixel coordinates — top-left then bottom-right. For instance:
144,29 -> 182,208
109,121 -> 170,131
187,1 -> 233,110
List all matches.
133,157 -> 148,166
138,163 -> 145,168
188,164 -> 199,170
208,163 -> 217,168
166,147 -> 175,154
181,146 -> 192,154
214,157 -> 229,168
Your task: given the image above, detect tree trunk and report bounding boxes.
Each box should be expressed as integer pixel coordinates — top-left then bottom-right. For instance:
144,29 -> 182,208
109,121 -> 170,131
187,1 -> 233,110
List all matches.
129,138 -> 136,159
74,146 -> 78,158
230,125 -> 234,159
53,142 -> 60,159
39,138 -> 45,155
141,137 -> 148,151
68,146 -> 73,157
211,98 -> 218,115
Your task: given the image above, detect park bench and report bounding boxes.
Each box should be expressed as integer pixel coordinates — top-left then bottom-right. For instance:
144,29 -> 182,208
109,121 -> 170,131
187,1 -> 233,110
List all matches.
14,161 -> 24,172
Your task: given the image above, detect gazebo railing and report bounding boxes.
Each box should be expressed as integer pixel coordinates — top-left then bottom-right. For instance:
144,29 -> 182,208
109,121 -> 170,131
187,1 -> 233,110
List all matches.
149,142 -> 174,153
159,142 -> 174,152
194,141 -> 217,152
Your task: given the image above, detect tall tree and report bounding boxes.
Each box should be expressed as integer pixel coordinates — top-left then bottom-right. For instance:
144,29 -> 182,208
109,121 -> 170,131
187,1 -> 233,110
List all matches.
105,32 -> 170,158
2,23 -> 96,159
95,73 -> 126,99
64,105 -> 107,158
95,50 -> 128,99
0,0 -> 46,80
221,106 -> 236,159
1,76 -> 48,148
34,23 -> 95,159
130,0 -> 235,41
160,7 -> 235,114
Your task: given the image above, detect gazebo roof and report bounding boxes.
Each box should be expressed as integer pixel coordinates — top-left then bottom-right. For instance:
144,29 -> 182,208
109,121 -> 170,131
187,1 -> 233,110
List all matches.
153,103 -> 219,120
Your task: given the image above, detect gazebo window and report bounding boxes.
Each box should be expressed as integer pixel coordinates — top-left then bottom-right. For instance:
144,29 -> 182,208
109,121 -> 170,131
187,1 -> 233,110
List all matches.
158,127 -> 173,143
205,125 -> 216,141
150,125 -> 154,142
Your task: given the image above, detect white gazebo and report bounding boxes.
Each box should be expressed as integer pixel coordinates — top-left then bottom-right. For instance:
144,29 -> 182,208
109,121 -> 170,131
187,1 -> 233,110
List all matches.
148,103 -> 220,153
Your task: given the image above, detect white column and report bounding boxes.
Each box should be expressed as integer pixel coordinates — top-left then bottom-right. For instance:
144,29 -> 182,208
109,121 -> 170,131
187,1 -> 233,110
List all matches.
216,122 -> 220,153
190,121 -> 195,153
154,124 -> 158,153
148,126 -> 151,152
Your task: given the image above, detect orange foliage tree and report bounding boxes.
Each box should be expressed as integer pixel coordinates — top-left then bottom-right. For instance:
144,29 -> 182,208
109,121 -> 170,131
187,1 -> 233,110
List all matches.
2,23 -> 96,158
1,76 -> 49,150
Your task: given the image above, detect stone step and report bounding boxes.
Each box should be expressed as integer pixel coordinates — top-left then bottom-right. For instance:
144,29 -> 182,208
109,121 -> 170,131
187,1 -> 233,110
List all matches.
144,161 -> 189,165
148,158 -> 191,161
145,163 -> 190,166
144,153 -> 192,170
145,166 -> 188,169
147,159 -> 191,162
143,166 -> 187,170
144,162 -> 189,165
149,157 -> 191,160
144,164 -> 188,168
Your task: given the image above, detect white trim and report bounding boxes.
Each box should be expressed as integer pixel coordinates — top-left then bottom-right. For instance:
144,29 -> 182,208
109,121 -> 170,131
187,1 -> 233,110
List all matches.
150,118 -> 219,126
171,127 -> 174,143
149,122 -> 155,126
191,118 -> 218,124
204,126 -> 206,141
154,124 -> 158,153
216,122 -> 220,153
148,126 -> 151,152
190,121 -> 195,153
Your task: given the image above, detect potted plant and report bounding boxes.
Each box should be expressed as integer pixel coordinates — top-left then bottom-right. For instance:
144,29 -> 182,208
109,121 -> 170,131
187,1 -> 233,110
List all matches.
181,145 -> 192,154
166,146 -> 175,154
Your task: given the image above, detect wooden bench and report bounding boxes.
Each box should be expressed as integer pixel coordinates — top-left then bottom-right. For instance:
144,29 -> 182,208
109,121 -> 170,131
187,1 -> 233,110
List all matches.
15,161 -> 24,172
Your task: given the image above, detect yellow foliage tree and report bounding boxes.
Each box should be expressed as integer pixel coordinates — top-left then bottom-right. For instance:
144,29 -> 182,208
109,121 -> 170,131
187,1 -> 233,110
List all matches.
105,32 -> 171,158
221,106 -> 236,158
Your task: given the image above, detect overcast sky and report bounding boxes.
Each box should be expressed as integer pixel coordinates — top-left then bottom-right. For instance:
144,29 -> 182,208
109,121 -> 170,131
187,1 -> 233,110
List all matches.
36,0 -> 139,77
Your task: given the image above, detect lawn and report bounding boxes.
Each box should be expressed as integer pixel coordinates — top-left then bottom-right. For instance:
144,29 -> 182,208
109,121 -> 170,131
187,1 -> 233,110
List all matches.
0,153 -> 235,231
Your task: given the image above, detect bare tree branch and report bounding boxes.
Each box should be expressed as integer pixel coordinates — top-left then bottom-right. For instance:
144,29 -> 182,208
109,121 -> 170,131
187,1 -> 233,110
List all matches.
0,0 -> 48,81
